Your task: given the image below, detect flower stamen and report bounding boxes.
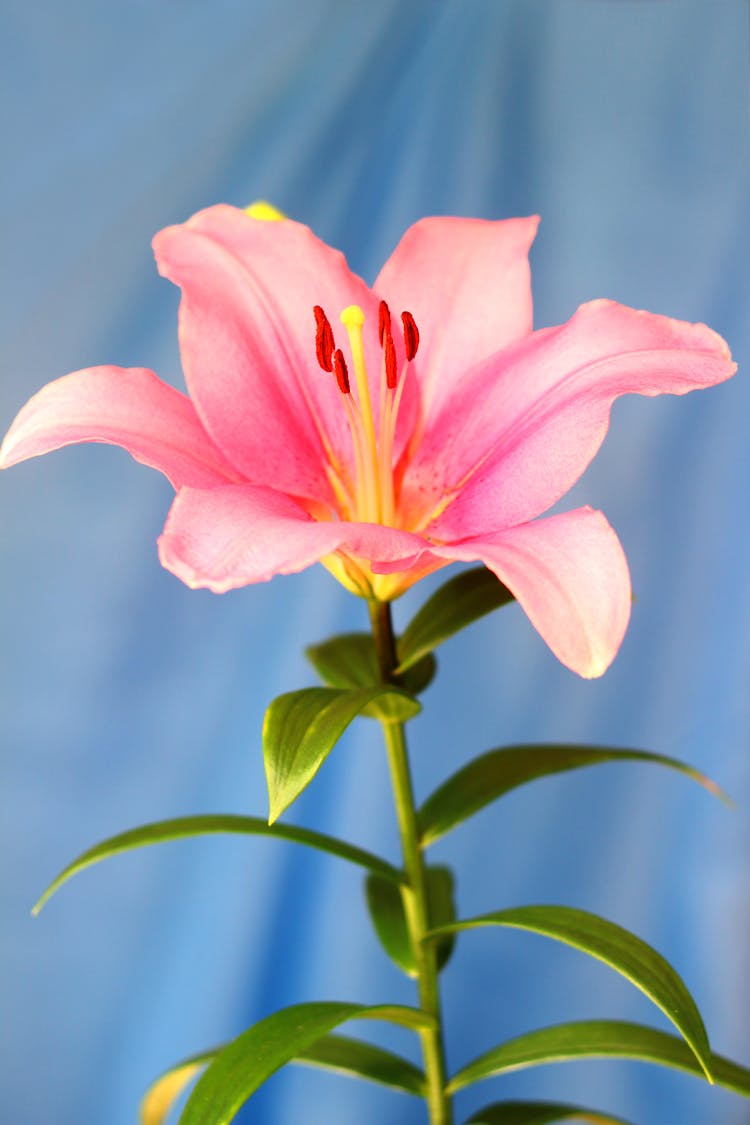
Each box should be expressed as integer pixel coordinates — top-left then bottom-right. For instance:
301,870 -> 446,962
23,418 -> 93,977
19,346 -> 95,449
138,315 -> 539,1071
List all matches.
340,305 -> 382,522
311,302 -> 420,528
314,305 -> 335,372
340,306 -> 377,447
401,310 -> 419,361
383,329 -> 397,390
378,300 -> 392,346
332,348 -> 350,395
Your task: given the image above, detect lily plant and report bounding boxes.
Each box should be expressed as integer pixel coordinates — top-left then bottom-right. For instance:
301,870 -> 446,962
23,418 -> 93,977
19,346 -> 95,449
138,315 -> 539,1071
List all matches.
2,201 -> 748,1125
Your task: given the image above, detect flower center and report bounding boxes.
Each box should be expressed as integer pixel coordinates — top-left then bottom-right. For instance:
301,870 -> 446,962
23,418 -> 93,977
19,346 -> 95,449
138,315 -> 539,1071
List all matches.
313,300 -> 419,526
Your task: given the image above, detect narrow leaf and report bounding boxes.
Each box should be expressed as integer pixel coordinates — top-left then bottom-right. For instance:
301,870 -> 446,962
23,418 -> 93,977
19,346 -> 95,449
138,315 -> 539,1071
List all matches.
306,632 -> 436,701
448,1020 -> 750,1097
141,1051 -> 215,1125
466,1100 -> 633,1125
263,687 -> 420,823
397,566 -> 514,673
140,1032 -> 425,1124
366,874 -> 416,976
179,1001 -> 434,1125
432,906 -> 712,1080
297,1033 -> 425,1095
419,744 -> 728,847
33,814 -> 403,914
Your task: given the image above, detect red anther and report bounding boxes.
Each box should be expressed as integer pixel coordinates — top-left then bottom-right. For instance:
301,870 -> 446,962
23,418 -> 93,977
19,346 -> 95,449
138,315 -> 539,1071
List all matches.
378,300 -> 392,346
314,305 -> 334,372
384,330 -> 398,389
332,348 -> 350,395
401,310 -> 419,361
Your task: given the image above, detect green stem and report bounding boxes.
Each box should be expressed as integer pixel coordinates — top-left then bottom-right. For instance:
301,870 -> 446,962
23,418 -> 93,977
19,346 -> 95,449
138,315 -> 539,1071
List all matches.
369,599 -> 453,1125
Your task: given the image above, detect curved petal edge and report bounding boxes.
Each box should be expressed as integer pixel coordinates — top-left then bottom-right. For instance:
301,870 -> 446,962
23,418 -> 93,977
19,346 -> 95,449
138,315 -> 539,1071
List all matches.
0,366 -> 241,489
438,507 -> 632,678
157,483 -> 434,594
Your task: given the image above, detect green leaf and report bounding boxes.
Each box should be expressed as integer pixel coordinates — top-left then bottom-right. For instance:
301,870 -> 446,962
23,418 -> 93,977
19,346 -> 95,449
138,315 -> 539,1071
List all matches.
305,632 -> 436,702
448,1020 -> 750,1097
141,1050 -> 215,1125
465,1100 -> 633,1125
263,687 -> 420,822
140,1032 -> 424,1124
397,566 -> 514,673
306,633 -> 377,688
430,905 -> 712,1080
365,873 -> 416,976
418,744 -> 728,847
427,865 -> 457,971
297,1033 -> 425,1096
179,1001 -> 434,1125
33,814 -> 403,914
365,865 -> 457,977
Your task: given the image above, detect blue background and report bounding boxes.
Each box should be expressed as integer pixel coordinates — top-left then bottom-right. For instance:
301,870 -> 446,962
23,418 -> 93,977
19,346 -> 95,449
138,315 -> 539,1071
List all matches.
1,2 -> 748,1123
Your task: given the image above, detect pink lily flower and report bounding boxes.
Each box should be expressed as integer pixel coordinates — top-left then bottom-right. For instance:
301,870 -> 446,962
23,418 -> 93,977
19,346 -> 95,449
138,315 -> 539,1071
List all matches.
0,204 -> 736,678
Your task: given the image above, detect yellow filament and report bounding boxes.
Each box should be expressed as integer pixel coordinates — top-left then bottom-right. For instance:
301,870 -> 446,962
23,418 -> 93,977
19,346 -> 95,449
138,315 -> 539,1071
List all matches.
324,462 -> 355,521
376,356 -> 397,526
342,395 -> 372,521
410,488 -> 458,535
340,305 -> 381,521
377,352 -> 391,523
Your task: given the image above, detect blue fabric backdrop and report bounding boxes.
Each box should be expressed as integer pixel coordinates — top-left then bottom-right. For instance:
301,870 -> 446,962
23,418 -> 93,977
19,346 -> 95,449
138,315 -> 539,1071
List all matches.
1,2 -> 748,1123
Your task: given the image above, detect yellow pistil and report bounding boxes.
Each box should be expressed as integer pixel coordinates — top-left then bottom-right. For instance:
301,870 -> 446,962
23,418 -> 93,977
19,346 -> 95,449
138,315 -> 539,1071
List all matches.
340,305 -> 382,522
313,299 -> 421,598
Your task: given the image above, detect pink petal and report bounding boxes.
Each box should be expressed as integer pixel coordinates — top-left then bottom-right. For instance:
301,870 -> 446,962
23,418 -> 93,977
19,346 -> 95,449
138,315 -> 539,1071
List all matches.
374,215 -> 539,420
0,366 -> 240,489
158,483 -> 431,593
154,205 -> 393,502
434,507 -> 631,679
407,300 -> 736,539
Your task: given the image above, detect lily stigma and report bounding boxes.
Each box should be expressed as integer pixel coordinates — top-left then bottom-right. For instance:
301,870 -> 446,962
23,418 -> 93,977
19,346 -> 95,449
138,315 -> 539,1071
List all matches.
0,203 -> 736,678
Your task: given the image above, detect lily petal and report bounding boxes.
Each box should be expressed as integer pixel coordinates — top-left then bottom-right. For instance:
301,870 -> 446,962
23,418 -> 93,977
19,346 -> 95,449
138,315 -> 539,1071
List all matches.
154,205 -> 386,501
408,300 -> 736,538
0,366 -> 240,489
158,483 -> 431,593
435,507 -> 631,679
374,215 -> 539,419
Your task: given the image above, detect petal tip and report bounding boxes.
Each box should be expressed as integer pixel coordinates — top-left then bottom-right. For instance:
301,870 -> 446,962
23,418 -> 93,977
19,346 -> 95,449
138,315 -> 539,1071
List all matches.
0,431 -> 16,469
577,652 -> 616,680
